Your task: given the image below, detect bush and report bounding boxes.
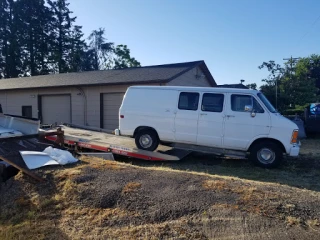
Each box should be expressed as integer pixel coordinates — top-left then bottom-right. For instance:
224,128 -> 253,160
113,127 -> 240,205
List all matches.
282,109 -> 305,116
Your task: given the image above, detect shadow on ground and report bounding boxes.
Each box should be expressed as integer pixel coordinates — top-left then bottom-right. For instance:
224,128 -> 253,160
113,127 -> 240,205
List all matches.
0,172 -> 70,240
117,151 -> 320,192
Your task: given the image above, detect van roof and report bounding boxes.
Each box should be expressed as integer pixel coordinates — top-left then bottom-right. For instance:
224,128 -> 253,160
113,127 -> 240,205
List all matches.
128,85 -> 259,94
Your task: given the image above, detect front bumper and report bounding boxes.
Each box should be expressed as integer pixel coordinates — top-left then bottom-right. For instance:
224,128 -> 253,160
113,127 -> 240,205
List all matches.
288,142 -> 300,157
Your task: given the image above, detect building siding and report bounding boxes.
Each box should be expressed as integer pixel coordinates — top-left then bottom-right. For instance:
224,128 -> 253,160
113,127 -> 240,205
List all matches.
167,67 -> 212,87
0,84 -> 161,129
85,85 -> 129,128
0,87 -> 85,125
0,67 -> 211,129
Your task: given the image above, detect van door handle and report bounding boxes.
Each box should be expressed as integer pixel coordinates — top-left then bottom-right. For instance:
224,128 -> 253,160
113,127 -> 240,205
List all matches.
200,113 -> 207,116
225,115 -> 235,118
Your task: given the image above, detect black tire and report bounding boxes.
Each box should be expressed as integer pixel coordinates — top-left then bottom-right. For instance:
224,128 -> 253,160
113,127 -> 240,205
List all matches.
135,129 -> 159,151
249,141 -> 283,168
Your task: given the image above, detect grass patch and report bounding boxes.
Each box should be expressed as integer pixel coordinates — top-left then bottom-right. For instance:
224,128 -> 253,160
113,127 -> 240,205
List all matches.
1,142 -> 320,239
307,219 -> 320,228
286,216 -> 301,226
39,198 -> 57,210
202,179 -> 228,191
122,182 -> 142,193
80,156 -> 125,170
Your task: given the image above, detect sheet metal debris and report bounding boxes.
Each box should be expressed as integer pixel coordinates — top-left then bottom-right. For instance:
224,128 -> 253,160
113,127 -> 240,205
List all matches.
20,147 -> 78,170
0,115 -> 66,183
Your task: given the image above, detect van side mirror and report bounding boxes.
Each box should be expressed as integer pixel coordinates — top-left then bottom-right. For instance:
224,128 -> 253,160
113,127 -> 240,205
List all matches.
244,105 -> 253,112
245,105 -> 256,117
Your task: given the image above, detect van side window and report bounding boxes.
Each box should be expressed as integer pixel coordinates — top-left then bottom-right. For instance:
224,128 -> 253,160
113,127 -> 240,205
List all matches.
231,95 -> 264,113
178,92 -> 199,111
201,93 -> 224,112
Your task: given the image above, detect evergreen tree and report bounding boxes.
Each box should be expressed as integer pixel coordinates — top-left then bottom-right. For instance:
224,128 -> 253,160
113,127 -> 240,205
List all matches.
48,0 -> 75,73
113,44 -> 141,69
16,0 -> 53,76
1,0 -> 24,78
68,25 -> 89,72
0,0 -> 9,78
0,0 -> 141,78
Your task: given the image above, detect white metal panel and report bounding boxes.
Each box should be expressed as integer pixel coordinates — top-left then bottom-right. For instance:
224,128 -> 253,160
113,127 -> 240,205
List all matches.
174,92 -> 200,143
103,93 -> 125,130
223,93 -> 271,150
119,88 -> 177,141
197,92 -> 225,148
42,95 -> 71,125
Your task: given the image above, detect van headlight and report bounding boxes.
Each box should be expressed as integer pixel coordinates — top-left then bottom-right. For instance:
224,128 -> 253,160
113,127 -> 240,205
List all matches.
290,130 -> 299,144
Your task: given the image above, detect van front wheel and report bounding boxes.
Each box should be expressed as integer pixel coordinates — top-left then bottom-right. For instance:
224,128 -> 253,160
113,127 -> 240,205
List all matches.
135,129 -> 159,151
249,142 -> 283,168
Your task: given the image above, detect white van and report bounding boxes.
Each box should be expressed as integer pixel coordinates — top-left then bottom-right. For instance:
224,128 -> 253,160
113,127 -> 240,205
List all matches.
117,86 -> 300,168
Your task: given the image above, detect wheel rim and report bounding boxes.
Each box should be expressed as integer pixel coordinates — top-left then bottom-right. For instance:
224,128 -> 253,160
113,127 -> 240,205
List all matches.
257,148 -> 276,164
139,134 -> 152,148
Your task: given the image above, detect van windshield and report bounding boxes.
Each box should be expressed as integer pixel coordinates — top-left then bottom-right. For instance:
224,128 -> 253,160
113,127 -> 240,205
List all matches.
257,93 -> 277,113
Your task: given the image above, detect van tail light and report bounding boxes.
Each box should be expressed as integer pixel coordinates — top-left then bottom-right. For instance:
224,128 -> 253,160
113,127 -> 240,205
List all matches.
120,115 -> 124,119
291,130 -> 299,144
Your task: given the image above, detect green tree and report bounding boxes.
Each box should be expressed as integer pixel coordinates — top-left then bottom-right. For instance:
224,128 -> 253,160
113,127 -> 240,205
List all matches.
0,0 -> 9,78
297,54 -> 320,96
0,1 -> 140,78
16,0 -> 53,76
258,60 -> 285,110
259,56 -> 320,112
282,55 -> 319,107
246,83 -> 257,90
113,44 -> 141,69
68,25 -> 87,72
0,0 -> 24,78
48,0 -> 75,73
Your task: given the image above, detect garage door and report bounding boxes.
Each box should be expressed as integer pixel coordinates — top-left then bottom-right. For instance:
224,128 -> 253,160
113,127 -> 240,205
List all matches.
41,95 -> 71,125
103,93 -> 125,130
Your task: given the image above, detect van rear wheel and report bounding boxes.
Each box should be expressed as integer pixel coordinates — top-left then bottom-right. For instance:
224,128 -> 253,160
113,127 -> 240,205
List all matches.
249,141 -> 283,168
135,129 -> 159,151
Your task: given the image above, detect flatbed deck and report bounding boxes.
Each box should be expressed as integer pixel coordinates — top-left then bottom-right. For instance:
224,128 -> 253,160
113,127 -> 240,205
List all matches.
44,125 -> 191,161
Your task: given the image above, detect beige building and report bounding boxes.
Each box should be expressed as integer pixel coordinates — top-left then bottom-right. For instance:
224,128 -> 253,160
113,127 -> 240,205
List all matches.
0,61 -> 216,131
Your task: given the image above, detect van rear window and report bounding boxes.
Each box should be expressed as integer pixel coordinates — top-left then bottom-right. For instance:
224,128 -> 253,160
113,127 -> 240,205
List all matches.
178,92 -> 199,111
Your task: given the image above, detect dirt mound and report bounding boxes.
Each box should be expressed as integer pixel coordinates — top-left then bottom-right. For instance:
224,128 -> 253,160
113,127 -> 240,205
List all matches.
0,157 -> 320,239
74,166 -> 239,225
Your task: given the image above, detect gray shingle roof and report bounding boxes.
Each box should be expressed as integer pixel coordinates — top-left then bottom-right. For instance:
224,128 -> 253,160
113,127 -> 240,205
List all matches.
0,61 -> 216,90
216,84 -> 248,89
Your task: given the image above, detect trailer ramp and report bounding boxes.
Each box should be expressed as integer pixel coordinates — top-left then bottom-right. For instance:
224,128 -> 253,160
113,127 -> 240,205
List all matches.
44,126 -> 191,161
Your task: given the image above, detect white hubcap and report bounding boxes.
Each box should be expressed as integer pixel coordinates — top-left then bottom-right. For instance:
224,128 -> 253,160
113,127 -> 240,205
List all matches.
257,148 -> 276,164
139,134 -> 152,148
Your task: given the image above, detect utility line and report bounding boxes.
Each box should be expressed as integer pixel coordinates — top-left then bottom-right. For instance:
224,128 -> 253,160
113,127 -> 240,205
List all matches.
296,13 -> 320,47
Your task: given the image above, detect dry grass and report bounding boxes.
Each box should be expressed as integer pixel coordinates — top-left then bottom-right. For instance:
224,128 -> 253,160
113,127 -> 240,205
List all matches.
122,182 -> 142,193
15,197 -> 31,208
1,141 -> 320,240
80,156 -> 125,170
307,219 -> 320,228
55,168 -> 82,181
286,216 -> 301,226
202,179 -> 228,191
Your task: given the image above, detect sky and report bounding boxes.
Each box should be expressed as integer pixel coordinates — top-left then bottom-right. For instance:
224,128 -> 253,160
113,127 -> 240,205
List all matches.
68,0 -> 320,87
